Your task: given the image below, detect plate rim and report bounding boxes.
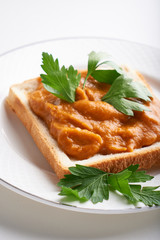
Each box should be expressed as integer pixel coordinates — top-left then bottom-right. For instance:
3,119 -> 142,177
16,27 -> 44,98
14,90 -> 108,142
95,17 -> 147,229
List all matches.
0,36 -> 160,58
1,178 -> 159,215
0,36 -> 160,214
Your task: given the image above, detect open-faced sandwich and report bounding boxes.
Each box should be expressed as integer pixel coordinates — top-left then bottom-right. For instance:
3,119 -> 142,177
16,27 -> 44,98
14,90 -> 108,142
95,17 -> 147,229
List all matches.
6,51 -> 160,205
7,51 -> 160,180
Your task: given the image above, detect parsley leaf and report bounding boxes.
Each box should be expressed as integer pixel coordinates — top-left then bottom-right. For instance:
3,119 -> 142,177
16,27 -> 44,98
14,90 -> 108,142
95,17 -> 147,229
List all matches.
59,186 -> 87,202
40,52 -> 81,103
83,51 -> 122,87
91,69 -> 120,84
58,164 -> 159,206
84,51 -> 152,116
58,165 -> 109,203
108,169 -> 134,200
127,165 -> 154,183
102,75 -> 152,116
130,185 -> 160,206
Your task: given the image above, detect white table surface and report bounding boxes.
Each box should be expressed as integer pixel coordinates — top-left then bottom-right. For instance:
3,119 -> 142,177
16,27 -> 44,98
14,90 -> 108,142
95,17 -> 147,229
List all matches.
0,0 -> 160,239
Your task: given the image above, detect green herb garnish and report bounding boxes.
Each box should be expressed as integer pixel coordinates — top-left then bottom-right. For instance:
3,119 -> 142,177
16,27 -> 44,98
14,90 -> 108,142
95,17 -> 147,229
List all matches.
57,164 -> 160,206
102,75 -> 152,116
40,52 -> 81,103
83,51 -> 123,87
40,51 -> 152,116
86,51 -> 152,116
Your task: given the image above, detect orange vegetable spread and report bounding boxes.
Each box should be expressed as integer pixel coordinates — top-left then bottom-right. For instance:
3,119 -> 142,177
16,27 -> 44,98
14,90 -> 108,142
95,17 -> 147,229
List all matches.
29,71 -> 160,160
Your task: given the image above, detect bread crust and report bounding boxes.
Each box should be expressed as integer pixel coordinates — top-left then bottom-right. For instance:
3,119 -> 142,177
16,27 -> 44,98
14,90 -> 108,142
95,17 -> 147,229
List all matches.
6,77 -> 160,178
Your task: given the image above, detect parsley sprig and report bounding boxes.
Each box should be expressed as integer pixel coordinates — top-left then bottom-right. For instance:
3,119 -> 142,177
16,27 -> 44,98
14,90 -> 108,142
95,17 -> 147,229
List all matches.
41,52 -> 81,103
58,164 -> 160,206
40,51 -> 152,116
83,51 -> 123,87
85,51 -> 152,116
102,75 -> 152,116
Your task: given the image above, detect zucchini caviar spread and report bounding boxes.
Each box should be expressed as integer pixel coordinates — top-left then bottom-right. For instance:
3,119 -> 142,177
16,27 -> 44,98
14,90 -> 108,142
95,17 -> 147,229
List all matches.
29,72 -> 160,160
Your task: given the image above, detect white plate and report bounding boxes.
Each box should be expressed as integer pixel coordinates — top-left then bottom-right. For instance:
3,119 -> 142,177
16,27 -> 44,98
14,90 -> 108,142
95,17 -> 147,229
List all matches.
0,37 -> 160,214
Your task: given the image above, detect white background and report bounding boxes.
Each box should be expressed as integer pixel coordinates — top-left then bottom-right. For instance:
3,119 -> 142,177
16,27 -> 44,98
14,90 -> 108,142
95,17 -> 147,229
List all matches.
0,0 -> 160,239
0,0 -> 160,53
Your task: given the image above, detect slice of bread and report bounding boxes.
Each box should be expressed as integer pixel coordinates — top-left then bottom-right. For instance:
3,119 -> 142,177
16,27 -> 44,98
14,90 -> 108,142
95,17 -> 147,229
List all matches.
6,76 -> 160,179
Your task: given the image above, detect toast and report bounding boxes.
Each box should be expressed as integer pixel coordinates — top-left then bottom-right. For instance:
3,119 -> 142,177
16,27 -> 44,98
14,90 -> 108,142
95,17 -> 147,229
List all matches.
6,76 -> 160,179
